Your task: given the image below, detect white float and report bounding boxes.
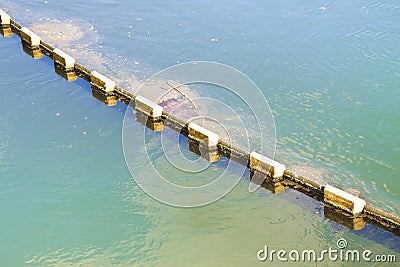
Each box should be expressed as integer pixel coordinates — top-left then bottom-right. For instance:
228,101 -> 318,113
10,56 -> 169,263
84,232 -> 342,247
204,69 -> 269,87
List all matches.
249,151 -> 286,178
324,184 -> 366,215
90,71 -> 116,92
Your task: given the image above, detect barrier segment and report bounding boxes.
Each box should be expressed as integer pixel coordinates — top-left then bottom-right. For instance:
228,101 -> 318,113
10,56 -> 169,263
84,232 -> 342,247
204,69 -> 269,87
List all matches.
0,8 -> 10,25
135,96 -> 164,131
324,184 -> 366,215
135,96 -> 163,118
20,27 -> 41,46
188,123 -> 219,148
53,48 -> 75,70
90,71 -> 116,92
188,123 -> 220,162
249,151 -> 286,178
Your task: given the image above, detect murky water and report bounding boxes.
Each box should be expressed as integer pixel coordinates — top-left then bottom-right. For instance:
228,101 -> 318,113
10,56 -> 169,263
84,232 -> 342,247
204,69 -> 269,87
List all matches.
0,0 -> 399,266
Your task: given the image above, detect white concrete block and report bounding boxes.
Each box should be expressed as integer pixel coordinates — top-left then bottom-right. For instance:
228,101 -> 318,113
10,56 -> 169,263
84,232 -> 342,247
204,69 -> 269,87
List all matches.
324,184 -> 366,215
90,71 -> 116,92
249,151 -> 286,178
0,9 -> 11,25
20,27 -> 41,46
53,48 -> 75,69
188,122 -> 219,148
135,95 -> 163,117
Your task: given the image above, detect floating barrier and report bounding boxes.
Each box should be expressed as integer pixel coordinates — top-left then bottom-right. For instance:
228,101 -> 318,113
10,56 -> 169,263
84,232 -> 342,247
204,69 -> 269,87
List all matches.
2,11 -> 399,236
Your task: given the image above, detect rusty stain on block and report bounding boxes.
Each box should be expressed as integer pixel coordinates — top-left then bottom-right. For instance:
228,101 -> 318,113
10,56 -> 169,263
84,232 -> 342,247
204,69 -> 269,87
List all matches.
135,95 -> 163,118
324,205 -> 366,230
134,96 -> 164,132
0,25 -> 12,37
262,180 -> 285,194
187,123 -> 220,162
0,9 -> 10,25
92,87 -> 118,106
249,151 -> 286,178
324,184 -> 366,215
188,139 -> 220,162
22,41 -> 42,59
90,71 -> 116,92
250,169 -> 285,194
54,64 -> 78,82
136,111 -> 164,132
20,27 -> 41,46
53,48 -> 75,70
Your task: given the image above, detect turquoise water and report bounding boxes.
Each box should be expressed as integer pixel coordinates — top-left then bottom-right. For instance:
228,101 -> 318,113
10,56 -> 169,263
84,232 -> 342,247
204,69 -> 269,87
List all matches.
1,0 -> 399,266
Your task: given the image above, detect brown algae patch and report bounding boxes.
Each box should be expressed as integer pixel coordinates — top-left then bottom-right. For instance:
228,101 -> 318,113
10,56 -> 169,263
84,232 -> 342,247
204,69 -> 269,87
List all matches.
30,19 -> 86,44
25,18 -> 265,152
30,18 -> 111,75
